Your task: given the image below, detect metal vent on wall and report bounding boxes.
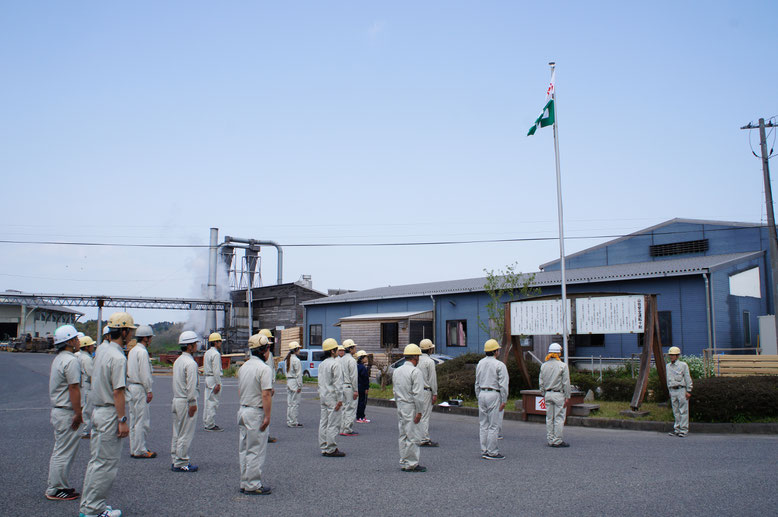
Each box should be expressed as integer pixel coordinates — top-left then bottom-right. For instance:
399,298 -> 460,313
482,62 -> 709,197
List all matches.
650,239 -> 709,257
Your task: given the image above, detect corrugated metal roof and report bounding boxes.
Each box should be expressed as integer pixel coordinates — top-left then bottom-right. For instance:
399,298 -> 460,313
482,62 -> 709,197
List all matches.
338,311 -> 432,322
303,251 -> 763,306
539,218 -> 762,270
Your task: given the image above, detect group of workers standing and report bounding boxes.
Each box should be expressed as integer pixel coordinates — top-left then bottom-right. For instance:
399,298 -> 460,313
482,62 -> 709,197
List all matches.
45,310 -> 694,515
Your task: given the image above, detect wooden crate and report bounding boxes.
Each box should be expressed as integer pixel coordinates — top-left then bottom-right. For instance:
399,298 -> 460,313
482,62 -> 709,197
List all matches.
714,355 -> 778,376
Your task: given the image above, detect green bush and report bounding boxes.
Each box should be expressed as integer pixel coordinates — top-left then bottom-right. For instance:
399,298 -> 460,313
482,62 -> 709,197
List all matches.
648,371 -> 670,403
570,372 -> 599,395
600,377 -> 636,401
436,353 -> 540,400
690,376 -> 778,423
678,355 -> 711,379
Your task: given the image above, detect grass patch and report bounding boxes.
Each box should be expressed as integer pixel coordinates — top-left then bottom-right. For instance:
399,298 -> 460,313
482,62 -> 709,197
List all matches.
593,401 -> 674,421
223,366 -> 238,378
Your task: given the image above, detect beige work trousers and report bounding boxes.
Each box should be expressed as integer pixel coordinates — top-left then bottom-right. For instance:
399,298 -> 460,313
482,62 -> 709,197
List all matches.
318,401 -> 342,453
79,406 -> 122,516
80,381 -> 93,435
397,401 -> 421,469
203,376 -> 221,428
47,407 -> 82,495
238,406 -> 269,491
286,387 -> 301,427
544,391 -> 566,445
478,390 -> 500,455
340,387 -> 357,434
171,398 -> 197,467
127,383 -> 150,456
670,387 -> 690,435
420,389 -> 433,442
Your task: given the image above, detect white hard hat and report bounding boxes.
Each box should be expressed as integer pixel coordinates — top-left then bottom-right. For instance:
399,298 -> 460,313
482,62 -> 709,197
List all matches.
548,343 -> 562,354
178,330 -> 199,345
102,325 -> 110,336
135,325 -> 154,338
54,325 -> 79,346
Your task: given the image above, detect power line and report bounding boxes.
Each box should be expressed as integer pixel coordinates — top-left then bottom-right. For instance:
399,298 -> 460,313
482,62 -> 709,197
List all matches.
0,225 -> 769,249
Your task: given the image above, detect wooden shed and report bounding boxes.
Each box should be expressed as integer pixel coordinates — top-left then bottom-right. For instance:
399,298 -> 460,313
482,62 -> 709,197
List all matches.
336,311 -> 433,365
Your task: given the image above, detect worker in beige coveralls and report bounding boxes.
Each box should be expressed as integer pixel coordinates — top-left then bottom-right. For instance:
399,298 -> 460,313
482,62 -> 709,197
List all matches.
539,343 -> 571,448
666,346 -> 692,437
45,325 -> 83,501
392,344 -> 426,472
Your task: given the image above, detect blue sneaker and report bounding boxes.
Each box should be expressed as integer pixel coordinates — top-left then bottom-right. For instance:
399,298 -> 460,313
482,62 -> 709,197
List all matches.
172,464 -> 199,472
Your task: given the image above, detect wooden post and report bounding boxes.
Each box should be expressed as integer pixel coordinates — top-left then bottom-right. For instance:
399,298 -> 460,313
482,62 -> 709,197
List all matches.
504,303 -> 531,387
630,295 -> 654,410
650,295 -> 669,400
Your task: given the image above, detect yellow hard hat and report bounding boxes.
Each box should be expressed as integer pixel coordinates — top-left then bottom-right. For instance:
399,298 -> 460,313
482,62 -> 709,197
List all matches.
288,341 -> 301,350
403,344 -> 422,356
419,339 -> 434,350
208,332 -> 223,343
107,312 -> 137,329
126,339 -> 137,352
337,345 -> 345,351
342,338 -> 356,348
322,338 -> 338,352
355,350 -> 367,359
259,328 -> 273,339
79,335 -> 96,348
484,339 -> 501,353
668,346 -> 681,355
248,333 -> 269,350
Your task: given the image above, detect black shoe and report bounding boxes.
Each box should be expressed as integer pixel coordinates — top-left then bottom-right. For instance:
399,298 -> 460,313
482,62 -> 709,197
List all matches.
402,465 -> 427,472
45,488 -> 79,501
244,486 -> 272,495
268,437 -> 277,443
482,453 -> 506,460
550,442 -> 570,448
322,449 -> 346,457
420,441 -> 439,447
205,425 -> 224,432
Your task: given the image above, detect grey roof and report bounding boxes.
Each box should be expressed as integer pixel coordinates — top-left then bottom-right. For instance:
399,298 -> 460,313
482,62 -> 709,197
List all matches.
302,251 -> 763,306
539,218 -> 763,270
0,302 -> 83,315
338,311 -> 432,322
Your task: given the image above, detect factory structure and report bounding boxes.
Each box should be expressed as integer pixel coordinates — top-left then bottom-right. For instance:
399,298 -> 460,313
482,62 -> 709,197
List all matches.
301,219 -> 772,360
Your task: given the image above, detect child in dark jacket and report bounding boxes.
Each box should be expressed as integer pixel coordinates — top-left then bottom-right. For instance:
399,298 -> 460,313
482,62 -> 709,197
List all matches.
356,351 -> 370,423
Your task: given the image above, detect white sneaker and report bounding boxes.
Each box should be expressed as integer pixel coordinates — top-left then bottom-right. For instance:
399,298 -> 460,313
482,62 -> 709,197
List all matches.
99,506 -> 122,517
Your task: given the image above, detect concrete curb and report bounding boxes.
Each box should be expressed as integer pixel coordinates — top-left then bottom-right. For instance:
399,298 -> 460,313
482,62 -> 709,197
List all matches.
366,398 -> 778,435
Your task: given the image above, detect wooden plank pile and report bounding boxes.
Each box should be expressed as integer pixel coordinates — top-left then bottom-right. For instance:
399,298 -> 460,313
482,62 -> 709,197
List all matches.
714,355 -> 778,376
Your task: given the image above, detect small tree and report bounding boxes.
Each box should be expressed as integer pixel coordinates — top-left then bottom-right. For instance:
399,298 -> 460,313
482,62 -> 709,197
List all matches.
478,262 -> 540,340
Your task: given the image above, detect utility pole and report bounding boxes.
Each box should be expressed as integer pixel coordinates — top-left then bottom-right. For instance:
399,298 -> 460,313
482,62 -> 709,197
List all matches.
741,118 -> 777,350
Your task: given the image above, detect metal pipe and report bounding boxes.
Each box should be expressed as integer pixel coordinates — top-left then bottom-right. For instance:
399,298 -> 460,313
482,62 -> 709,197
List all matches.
430,295 -> 436,345
206,228 -> 218,333
703,273 -> 712,355
224,236 -> 284,285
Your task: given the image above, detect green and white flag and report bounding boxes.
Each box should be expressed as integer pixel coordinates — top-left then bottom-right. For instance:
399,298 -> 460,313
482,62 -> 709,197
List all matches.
527,70 -> 555,136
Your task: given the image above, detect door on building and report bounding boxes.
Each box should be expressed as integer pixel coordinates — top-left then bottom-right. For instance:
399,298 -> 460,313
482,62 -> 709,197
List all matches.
0,322 -> 17,340
409,321 -> 433,345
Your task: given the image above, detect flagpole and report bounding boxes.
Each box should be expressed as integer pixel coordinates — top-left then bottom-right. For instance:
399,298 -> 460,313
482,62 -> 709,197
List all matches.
549,61 -> 569,366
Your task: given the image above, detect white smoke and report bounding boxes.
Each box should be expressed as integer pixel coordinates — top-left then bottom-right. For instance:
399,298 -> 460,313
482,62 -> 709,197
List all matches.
182,243 -> 230,348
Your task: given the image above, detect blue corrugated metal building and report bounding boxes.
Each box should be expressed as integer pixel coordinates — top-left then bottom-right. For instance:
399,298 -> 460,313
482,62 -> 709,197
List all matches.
302,219 -> 771,358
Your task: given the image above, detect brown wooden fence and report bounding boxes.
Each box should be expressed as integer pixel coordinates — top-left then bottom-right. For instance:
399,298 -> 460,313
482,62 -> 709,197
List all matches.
713,355 -> 778,376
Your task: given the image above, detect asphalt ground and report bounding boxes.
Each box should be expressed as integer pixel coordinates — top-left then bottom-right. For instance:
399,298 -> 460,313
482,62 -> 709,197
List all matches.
2,352 -> 777,517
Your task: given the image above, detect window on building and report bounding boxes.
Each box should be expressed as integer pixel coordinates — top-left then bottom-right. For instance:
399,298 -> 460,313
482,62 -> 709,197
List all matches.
649,239 -> 708,257
409,320 -> 433,345
309,324 -> 322,347
571,334 -> 604,347
381,322 -> 399,349
729,267 -> 761,298
446,320 -> 467,347
743,311 -> 751,346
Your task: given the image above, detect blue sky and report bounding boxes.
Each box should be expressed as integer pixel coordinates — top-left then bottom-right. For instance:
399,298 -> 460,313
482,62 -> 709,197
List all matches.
1,1 -> 776,324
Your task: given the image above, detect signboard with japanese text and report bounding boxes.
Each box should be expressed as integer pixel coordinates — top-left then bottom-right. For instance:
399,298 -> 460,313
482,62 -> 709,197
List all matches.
510,299 -> 572,335
575,295 -> 645,334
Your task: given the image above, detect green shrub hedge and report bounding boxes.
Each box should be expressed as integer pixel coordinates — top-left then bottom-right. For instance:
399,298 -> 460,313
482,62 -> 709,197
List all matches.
599,377 -> 636,401
436,353 -> 539,400
690,376 -> 778,423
